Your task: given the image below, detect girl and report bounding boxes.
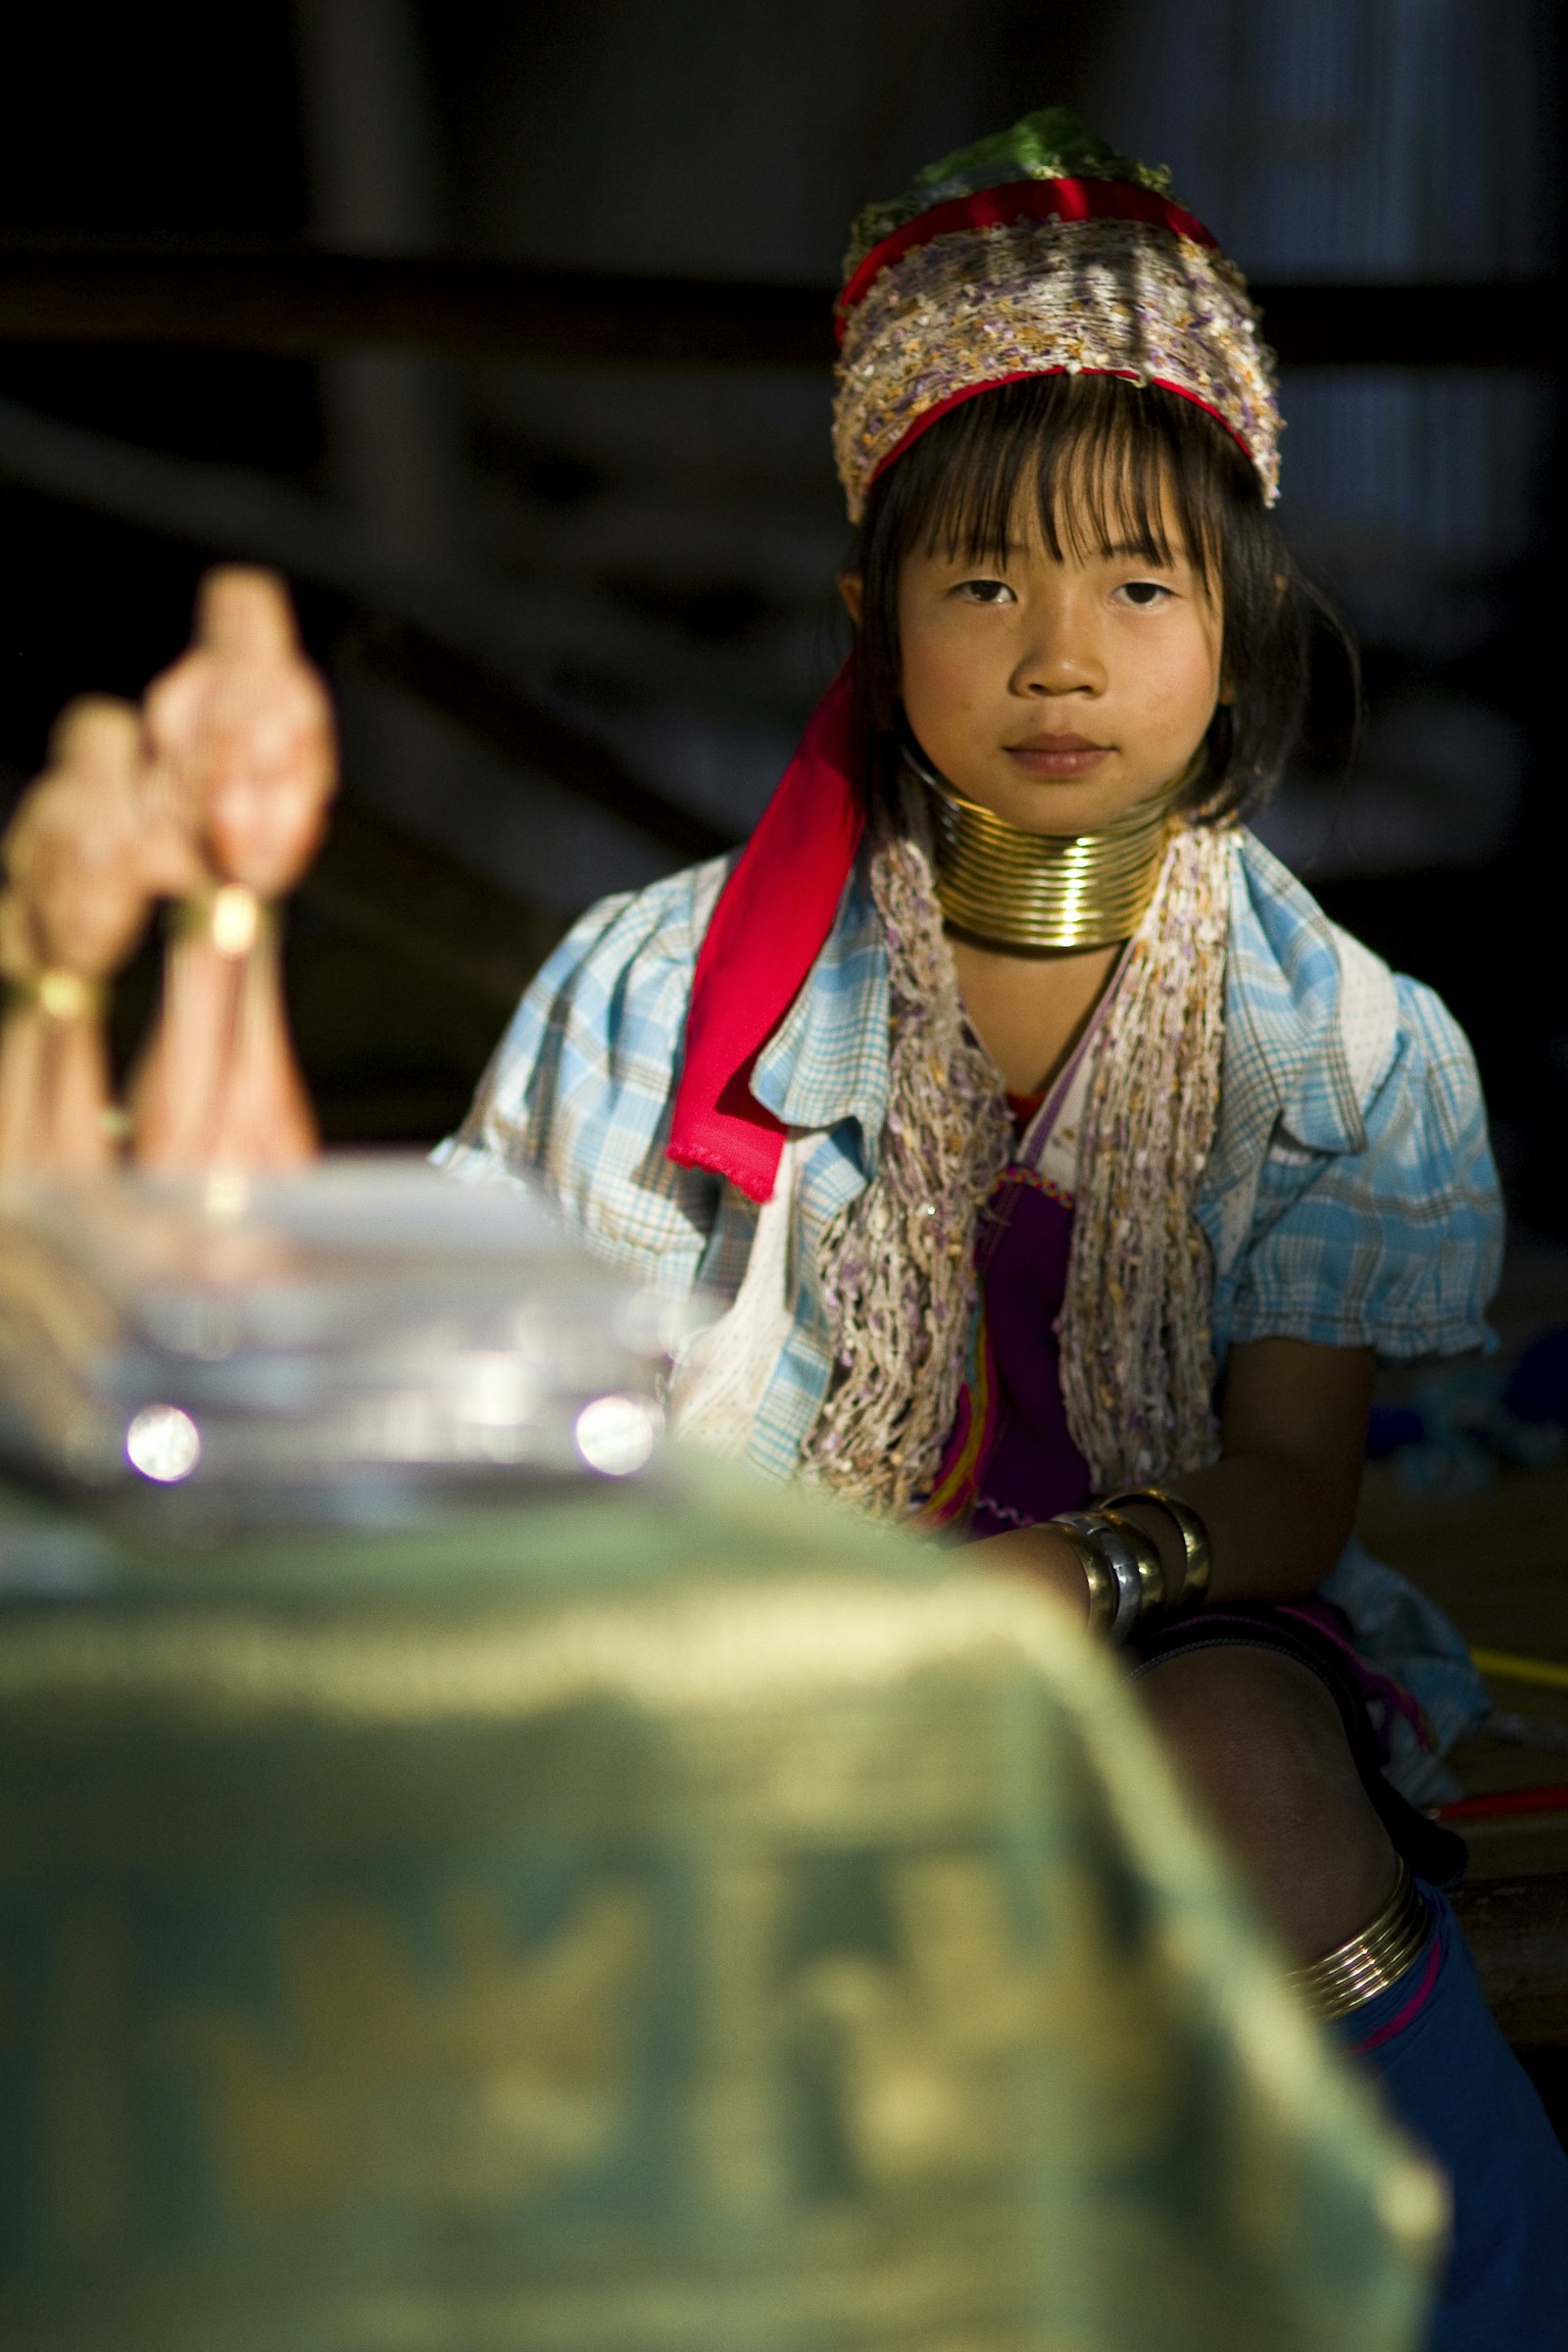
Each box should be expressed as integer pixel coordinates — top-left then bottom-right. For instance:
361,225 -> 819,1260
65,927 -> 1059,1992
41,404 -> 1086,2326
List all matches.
441,109 -> 1568,2347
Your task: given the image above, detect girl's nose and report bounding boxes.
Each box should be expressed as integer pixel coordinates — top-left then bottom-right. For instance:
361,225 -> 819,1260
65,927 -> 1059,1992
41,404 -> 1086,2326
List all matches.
1008,628 -> 1106,697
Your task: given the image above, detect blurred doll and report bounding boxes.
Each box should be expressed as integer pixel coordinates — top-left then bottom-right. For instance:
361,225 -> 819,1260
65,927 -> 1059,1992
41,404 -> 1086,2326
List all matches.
130,567 -> 336,1169
0,699 -> 164,1172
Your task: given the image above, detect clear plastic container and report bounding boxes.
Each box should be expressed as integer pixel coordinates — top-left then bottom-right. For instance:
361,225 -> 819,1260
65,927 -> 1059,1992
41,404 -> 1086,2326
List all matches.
0,1156 -> 694,1509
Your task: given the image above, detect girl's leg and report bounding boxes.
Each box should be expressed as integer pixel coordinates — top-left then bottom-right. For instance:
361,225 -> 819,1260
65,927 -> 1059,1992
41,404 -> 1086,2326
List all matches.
1140,1646 -> 1568,2352
1138,1645 -> 1393,1958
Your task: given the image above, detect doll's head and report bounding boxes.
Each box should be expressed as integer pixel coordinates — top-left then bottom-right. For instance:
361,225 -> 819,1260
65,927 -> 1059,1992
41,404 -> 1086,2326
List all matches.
1,700 -> 155,981
143,568 -> 337,900
843,369 -> 1325,832
830,107 -> 1337,830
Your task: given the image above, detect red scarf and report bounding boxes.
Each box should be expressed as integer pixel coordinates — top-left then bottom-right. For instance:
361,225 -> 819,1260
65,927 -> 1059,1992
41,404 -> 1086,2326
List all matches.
666,663 -> 863,1203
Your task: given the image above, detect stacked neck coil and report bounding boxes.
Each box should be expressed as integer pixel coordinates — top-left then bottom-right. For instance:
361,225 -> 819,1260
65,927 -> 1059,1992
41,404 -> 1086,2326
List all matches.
912,757 -> 1181,951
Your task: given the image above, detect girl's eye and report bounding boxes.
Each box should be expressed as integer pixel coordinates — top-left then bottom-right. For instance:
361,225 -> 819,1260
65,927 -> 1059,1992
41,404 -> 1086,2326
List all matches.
1117,579 -> 1174,609
954,578 -> 1016,606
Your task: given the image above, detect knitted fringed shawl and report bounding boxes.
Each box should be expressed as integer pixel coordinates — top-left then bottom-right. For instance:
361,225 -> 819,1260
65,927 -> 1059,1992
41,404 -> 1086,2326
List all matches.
801,809 -> 1232,1516
798,795 -> 1012,1515
1059,822 -> 1231,1490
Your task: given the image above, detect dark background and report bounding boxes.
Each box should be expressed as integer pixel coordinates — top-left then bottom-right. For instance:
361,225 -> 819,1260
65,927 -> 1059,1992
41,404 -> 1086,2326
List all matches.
0,2 -> 1560,1213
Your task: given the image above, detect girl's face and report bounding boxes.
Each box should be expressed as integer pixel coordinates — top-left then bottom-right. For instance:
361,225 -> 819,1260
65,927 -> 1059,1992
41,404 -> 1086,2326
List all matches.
892,485 -> 1224,835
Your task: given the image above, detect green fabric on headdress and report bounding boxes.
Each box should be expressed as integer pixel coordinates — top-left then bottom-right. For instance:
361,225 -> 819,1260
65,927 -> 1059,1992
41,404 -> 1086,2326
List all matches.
846,105 -> 1172,274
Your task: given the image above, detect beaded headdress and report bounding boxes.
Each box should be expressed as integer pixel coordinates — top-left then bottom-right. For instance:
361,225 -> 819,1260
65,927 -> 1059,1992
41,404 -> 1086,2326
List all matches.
832,105 -> 1281,520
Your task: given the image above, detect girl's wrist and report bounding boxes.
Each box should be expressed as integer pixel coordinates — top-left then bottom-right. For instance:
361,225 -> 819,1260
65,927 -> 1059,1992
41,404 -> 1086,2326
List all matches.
967,1525 -> 1099,1627
1040,1519 -> 1117,1635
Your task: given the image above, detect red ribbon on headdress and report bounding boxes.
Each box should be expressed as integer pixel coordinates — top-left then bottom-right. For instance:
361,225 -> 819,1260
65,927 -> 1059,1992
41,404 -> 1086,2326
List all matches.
667,662 -> 863,1203
835,175 -> 1220,332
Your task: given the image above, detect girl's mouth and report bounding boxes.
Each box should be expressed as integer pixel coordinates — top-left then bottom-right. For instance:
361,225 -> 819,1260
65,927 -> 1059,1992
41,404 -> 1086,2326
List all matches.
1004,735 -> 1111,779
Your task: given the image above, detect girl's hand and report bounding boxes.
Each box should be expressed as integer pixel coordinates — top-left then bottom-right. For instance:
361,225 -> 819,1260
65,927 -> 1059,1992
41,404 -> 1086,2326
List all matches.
967,1339 -> 1378,1627
966,1526 -> 1092,1624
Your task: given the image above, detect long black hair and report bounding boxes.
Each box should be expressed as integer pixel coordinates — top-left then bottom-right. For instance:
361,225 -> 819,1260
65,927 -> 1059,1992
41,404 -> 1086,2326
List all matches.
848,370 -> 1355,825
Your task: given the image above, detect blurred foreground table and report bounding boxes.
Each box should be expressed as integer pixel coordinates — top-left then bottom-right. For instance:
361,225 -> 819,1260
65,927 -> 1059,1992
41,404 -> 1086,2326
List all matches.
0,1457 -> 1438,2352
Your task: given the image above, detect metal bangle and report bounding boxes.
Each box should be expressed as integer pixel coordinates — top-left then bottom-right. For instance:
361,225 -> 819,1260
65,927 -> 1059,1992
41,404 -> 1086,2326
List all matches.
1102,1487 -> 1212,1609
1286,1861 -> 1429,2022
1047,1520 -> 1117,1639
1054,1512 -> 1146,1641
1095,1508 -> 1167,1620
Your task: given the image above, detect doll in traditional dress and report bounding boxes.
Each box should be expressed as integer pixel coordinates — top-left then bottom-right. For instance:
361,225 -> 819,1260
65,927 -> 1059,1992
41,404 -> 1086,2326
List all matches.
0,699 -> 163,1172
130,567 -> 335,1169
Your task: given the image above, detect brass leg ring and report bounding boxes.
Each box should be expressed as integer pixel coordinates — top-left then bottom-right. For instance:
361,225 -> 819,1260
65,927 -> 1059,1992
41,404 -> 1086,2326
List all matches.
1286,1858 -> 1431,2022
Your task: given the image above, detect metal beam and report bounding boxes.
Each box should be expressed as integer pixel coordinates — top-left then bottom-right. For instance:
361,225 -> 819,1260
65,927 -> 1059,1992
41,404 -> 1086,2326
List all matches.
0,245 -> 1559,369
0,246 -> 830,368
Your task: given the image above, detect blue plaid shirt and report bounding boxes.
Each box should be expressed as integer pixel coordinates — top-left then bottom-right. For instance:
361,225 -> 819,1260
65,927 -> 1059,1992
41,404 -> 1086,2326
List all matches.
437,828 -> 1501,1485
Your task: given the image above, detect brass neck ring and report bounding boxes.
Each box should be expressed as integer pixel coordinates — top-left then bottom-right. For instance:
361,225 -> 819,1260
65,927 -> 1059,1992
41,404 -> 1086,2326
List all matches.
905,735 -> 1184,953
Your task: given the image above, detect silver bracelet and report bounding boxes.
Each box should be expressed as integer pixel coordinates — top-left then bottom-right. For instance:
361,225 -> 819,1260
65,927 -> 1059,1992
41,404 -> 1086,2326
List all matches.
1102,1487 -> 1211,1609
1054,1512 -> 1145,1642
1095,1506 -> 1168,1620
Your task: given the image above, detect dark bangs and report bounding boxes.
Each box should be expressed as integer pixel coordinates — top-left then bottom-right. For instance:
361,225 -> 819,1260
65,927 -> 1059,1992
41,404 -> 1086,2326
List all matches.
849,371 -> 1352,825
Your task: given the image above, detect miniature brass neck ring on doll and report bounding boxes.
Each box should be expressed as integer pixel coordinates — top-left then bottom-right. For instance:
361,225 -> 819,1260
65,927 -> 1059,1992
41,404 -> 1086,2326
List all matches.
4,967 -> 108,1023
172,883 -> 266,959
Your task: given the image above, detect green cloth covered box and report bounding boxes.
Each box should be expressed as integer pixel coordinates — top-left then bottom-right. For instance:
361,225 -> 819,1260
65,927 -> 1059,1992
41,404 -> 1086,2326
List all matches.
0,1460 -> 1438,2351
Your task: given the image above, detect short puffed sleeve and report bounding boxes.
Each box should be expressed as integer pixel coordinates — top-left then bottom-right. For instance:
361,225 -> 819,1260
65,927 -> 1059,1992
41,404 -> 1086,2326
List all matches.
432,857 -> 732,1287
1217,971 -> 1502,1362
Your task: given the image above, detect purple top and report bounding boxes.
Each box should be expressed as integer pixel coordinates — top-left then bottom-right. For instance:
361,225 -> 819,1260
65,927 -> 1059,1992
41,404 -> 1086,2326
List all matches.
918,978 -> 1439,1788
964,1171 -> 1091,1535
924,985 -> 1119,1534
